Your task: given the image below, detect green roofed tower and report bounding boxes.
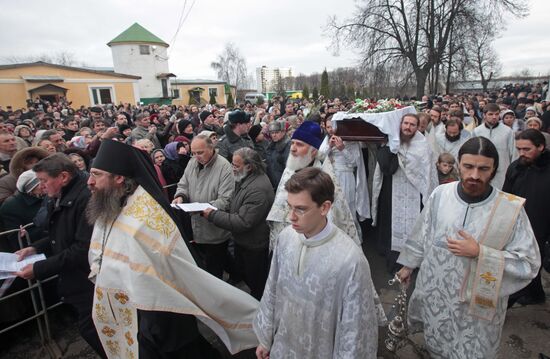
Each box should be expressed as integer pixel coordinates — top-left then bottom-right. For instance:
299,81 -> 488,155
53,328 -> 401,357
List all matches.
108,22 -> 169,47
109,23 -> 175,104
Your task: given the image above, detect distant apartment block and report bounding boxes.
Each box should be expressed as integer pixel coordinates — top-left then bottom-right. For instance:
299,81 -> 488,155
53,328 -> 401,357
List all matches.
256,66 -> 292,93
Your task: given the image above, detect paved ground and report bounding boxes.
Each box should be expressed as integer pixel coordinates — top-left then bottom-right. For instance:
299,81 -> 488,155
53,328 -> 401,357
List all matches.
363,230 -> 550,359
1,226 -> 549,358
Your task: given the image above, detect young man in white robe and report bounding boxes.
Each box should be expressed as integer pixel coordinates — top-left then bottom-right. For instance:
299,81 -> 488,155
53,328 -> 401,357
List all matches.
319,118 -> 370,237
254,167 -> 379,359
397,137 -> 540,359
472,102 -> 517,189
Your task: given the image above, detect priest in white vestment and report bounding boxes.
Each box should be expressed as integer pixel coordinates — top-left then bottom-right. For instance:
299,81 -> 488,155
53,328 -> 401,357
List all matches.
86,140 -> 259,359
254,168 -> 379,359
472,103 -> 518,189
397,137 -> 540,359
371,113 -> 438,270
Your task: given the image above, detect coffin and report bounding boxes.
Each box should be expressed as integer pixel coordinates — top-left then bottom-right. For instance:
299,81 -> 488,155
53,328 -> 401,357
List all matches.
334,118 -> 387,142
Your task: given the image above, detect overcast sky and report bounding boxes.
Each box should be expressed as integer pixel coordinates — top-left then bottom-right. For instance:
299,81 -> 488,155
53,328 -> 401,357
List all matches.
1,0 -> 549,81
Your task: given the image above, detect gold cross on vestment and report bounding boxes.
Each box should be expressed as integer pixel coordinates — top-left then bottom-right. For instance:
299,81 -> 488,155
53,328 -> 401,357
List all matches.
480,271 -> 497,285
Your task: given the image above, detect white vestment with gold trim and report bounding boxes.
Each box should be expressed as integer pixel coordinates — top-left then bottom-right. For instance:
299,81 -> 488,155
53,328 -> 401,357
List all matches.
398,182 -> 540,359
89,186 -> 259,358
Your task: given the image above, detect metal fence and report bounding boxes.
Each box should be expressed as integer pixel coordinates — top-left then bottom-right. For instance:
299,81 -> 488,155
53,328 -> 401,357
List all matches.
0,223 -> 62,358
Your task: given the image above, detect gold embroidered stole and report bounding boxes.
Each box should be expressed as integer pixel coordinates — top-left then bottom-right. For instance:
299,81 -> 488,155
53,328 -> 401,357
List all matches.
93,287 -> 138,359
460,192 -> 525,320
89,186 -> 259,358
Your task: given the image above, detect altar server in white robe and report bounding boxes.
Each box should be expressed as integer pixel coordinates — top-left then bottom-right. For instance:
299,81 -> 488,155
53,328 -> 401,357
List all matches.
319,117 -> 370,236
472,102 -> 518,189
397,137 -> 540,359
255,167 -> 379,359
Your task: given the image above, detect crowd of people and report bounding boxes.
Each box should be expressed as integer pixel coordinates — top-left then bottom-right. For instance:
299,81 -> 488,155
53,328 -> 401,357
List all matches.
0,81 -> 548,358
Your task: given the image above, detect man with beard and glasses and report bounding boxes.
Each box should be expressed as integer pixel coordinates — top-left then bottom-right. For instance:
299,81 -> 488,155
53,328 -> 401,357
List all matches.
202,148 -> 274,300
504,129 -> 550,306
472,102 -> 517,189
396,137 -> 540,359
15,153 -> 106,358
371,113 -> 438,272
86,140 -> 259,359
434,112 -> 472,160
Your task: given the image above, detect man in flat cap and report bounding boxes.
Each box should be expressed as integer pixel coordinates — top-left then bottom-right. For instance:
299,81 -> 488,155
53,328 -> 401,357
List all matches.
87,140 -> 259,358
217,110 -> 253,162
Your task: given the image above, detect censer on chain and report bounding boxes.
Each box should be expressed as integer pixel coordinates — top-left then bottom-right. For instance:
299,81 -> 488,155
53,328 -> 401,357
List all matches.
385,274 -> 410,352
385,274 -> 430,358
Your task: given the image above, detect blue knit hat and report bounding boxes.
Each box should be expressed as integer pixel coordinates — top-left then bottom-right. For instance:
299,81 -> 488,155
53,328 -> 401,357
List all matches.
291,121 -> 323,149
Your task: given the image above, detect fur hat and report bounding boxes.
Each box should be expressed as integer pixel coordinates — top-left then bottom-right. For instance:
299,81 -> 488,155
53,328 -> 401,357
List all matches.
9,147 -> 49,177
268,120 -> 286,133
228,110 -> 250,124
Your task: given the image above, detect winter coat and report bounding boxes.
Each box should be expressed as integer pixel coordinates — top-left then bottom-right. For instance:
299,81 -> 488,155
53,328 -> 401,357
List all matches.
31,173 -> 95,304
266,137 -> 290,188
216,125 -> 254,162
208,171 -> 274,249
503,149 -> 550,246
0,192 -> 45,251
174,154 -> 234,244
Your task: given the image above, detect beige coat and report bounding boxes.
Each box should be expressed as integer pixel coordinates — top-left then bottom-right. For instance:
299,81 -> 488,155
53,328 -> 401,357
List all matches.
175,153 -> 234,244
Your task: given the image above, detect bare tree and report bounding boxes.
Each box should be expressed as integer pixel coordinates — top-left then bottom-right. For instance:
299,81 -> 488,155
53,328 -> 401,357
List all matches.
327,0 -> 527,97
2,50 -> 78,66
211,43 -> 248,91
465,21 -> 501,92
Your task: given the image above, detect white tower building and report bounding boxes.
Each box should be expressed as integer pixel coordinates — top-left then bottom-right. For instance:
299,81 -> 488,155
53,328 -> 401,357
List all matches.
108,23 -> 175,105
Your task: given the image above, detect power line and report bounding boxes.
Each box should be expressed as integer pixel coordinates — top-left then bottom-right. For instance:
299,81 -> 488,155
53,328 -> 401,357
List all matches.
168,0 -> 196,56
169,0 -> 188,46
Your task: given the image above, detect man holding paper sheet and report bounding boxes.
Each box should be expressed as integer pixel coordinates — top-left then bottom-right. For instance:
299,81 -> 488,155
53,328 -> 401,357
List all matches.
172,134 -> 234,278
15,153 -> 107,358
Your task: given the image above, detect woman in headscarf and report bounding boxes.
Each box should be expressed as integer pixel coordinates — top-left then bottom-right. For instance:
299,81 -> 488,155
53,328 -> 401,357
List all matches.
151,148 -> 169,198
161,140 -> 191,200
